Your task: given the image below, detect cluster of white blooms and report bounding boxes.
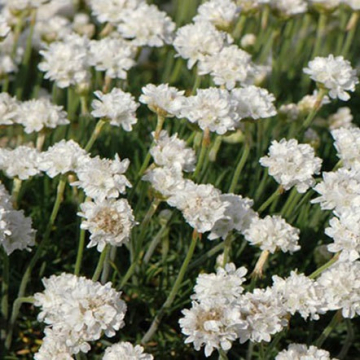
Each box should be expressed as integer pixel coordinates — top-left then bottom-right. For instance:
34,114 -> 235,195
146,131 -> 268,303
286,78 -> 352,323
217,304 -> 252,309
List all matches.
198,46 -> 254,89
38,140 -> 88,178
312,168 -> 360,215
150,130 -> 196,172
139,83 -> 185,118
34,273 -> 127,355
102,342 -> 153,360
91,88 -> 139,131
244,215 -> 300,253
78,198 -> 136,252
231,85 -> 277,120
38,33 -> 90,88
193,0 -> 240,29
0,182 -> 36,255
117,3 -> 175,47
0,145 -> 41,180
328,107 -> 353,130
88,37 -> 136,80
180,88 -> 238,135
0,92 -> 18,125
208,194 -> 258,240
269,0 -> 308,17
167,180 -> 230,234
173,21 -> 230,69
71,154 -> 131,201
271,271 -> 324,320
331,127 -> 360,170
303,55 -> 358,101
14,97 -> 69,134
317,261 -> 360,318
180,263 -> 290,356
275,344 -> 338,360
260,138 -> 322,193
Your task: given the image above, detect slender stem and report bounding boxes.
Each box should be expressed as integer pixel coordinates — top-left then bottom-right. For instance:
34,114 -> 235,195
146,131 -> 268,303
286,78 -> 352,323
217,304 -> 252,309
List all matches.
101,246 -> 117,284
228,142 -> 250,193
251,250 -> 270,279
74,227 -> 86,276
144,224 -> 170,264
311,13 -> 327,58
342,12 -> 359,57
5,176 -> 67,350
154,114 -> 165,141
92,245 -> 109,282
218,348 -> 229,360
309,252 -> 340,279
337,319 -> 354,359
315,310 -> 342,348
280,187 -> 298,218
84,119 -> 106,152
258,186 -> 282,214
193,128 -> 210,181
11,178 -> 22,209
141,230 -> 199,344
222,234 -> 232,266
302,89 -> 326,129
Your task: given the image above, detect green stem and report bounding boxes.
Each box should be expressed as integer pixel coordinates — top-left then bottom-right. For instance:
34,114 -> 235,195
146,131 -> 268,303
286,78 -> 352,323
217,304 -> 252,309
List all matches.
5,176 -> 67,350
228,142 -> 250,193
11,178 -> 22,209
84,119 -> 106,152
74,227 -> 86,276
92,245 -> 109,282
193,128 -> 210,181
311,13 -> 327,58
258,186 -> 282,214
315,310 -> 342,348
222,234 -> 232,266
309,252 -> 340,279
141,230 -> 199,344
301,89 -> 326,130
342,12 -> 359,58
218,348 -> 229,360
101,246 -> 117,284
154,114 -> 165,141
280,187 -> 298,218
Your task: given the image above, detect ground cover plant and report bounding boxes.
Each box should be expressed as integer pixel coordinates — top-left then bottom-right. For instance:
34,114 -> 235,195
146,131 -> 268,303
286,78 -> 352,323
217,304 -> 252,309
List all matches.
1,0 -> 360,359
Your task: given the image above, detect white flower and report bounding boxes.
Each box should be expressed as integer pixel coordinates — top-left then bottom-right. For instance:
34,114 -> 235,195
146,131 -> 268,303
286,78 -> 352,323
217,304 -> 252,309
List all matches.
192,263 -> 247,303
260,138 -> 322,193
117,3 -> 175,47
271,271 -> 324,320
139,83 -> 185,117
269,0 -> 308,17
194,0 -> 240,29
38,140 -> 88,178
167,180 -> 230,233
198,45 -> 255,90
328,107 -> 353,130
179,299 -> 245,357
72,154 -> 131,201
316,261 -> 360,318
88,0 -> 142,24
14,98 -> 69,134
276,344 -> 338,360
0,146 -> 41,180
180,88 -> 238,135
78,198 -> 136,252
89,37 -> 136,79
342,0 -> 360,10
173,21 -> 230,69
311,168 -> 360,214
231,85 -> 277,120
0,206 -> 36,255
0,92 -> 18,125
208,194 -> 258,240
303,55 -> 358,101
34,328 -> 74,360
150,130 -> 196,172
0,32 -> 24,77
0,14 -> 10,38
34,273 -> 127,354
244,215 -> 300,254
331,127 -> 360,170
91,88 -> 139,131
142,165 -> 185,198
38,33 -> 90,88
102,342 -> 153,360
326,213 -> 360,262
237,287 -> 288,344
